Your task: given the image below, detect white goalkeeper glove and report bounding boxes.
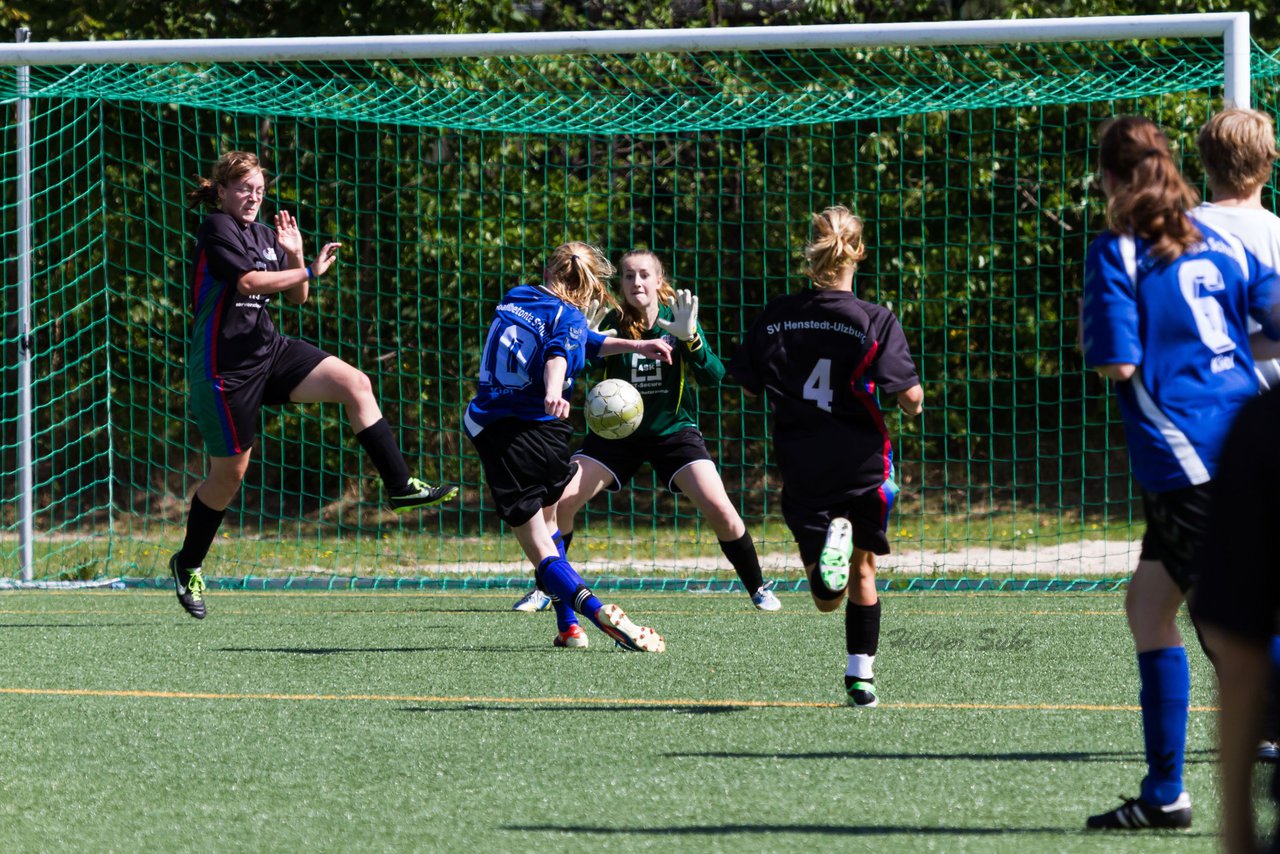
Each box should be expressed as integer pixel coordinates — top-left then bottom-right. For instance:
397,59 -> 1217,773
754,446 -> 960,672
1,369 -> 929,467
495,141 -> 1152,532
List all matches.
655,289 -> 700,342
584,298 -> 617,337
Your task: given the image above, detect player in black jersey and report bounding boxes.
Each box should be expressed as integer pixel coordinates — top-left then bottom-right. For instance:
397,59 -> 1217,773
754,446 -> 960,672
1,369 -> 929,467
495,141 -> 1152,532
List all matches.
730,205 -> 922,707
171,151 -> 457,619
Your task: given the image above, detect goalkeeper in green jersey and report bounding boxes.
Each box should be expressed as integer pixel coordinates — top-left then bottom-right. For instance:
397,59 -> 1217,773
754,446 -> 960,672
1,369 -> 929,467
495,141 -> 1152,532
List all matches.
512,248 -> 781,614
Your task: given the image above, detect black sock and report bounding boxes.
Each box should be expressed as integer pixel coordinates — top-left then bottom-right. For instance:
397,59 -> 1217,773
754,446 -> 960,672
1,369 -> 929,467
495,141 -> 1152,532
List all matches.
719,531 -> 764,594
846,600 -> 882,655
176,492 -> 227,570
562,531 -> 574,555
354,418 -> 411,494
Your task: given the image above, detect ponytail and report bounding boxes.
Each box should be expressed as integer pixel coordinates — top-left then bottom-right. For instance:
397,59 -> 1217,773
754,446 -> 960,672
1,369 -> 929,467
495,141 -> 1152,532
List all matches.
187,150 -> 264,210
805,205 -> 867,288
544,242 -> 616,312
1098,117 -> 1201,263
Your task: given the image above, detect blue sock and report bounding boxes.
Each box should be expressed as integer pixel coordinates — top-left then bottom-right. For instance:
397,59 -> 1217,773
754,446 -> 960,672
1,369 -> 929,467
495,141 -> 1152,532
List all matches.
1137,647 -> 1189,806
536,556 -> 603,624
548,533 -> 578,631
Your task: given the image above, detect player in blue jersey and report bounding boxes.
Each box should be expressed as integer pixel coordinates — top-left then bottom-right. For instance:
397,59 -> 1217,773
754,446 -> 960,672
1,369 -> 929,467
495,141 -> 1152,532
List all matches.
1193,108 -> 1280,391
511,248 -> 781,615
1081,116 -> 1280,831
466,241 -> 673,651
730,206 -> 923,708
1192,107 -> 1280,765
172,152 -> 457,620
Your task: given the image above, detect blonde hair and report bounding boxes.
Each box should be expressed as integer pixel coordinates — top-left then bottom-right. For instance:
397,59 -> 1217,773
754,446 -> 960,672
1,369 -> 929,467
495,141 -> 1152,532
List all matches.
804,206 -> 867,288
617,249 -> 676,340
1197,108 -> 1280,197
543,242 -> 616,311
1098,116 -> 1201,264
187,151 -> 263,209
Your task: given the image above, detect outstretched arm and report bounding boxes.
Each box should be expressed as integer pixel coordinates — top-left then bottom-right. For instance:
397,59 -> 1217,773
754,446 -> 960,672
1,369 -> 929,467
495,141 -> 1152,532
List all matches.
598,337 -> 673,363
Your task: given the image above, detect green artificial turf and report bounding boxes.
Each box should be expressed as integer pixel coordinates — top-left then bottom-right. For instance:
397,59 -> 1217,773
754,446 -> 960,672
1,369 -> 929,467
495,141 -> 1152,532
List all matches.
0,590 -> 1238,852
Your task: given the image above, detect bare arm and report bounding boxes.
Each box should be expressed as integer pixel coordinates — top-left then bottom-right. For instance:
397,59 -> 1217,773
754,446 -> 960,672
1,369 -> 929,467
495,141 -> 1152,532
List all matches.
598,337 -> 673,364
896,384 -> 923,417
543,356 -> 569,419
1095,363 -> 1136,382
238,241 -> 341,303
1202,625 -> 1270,854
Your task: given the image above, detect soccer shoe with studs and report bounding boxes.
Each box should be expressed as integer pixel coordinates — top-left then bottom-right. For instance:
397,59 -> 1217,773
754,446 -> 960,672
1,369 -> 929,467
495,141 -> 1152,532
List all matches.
1259,741 -> 1280,763
553,624 -> 589,648
388,477 -> 459,512
512,588 -> 552,612
1085,792 -> 1191,830
844,675 -> 878,708
751,583 -> 782,612
818,517 -> 854,594
169,553 -> 207,620
595,603 -> 665,653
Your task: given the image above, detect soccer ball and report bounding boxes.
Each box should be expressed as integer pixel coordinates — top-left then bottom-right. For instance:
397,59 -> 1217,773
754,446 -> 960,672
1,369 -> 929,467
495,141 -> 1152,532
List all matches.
585,378 -> 644,440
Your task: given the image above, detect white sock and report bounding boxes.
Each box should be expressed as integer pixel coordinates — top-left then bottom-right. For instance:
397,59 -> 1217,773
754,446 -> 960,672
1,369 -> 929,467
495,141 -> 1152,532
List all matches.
846,653 -> 875,680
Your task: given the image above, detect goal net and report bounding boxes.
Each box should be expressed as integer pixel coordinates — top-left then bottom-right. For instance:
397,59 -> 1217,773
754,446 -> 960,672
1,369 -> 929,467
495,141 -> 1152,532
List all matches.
3,18 -> 1276,588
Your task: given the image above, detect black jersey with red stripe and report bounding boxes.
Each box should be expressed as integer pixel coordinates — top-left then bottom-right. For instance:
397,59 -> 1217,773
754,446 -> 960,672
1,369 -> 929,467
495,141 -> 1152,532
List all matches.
729,288 -> 919,500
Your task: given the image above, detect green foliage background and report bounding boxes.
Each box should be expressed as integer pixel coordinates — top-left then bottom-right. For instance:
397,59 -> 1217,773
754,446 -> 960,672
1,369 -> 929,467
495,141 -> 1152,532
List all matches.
2,1 -> 1280,578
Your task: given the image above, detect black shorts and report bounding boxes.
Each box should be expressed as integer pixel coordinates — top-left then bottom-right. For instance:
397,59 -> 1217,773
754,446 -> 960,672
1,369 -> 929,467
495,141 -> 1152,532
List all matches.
783,479 -> 899,566
1139,483 -> 1214,593
468,417 -> 577,527
189,337 -> 329,457
574,427 -> 714,494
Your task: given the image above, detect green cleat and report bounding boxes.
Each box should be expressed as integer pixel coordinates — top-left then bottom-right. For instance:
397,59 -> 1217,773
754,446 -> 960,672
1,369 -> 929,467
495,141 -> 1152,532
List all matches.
389,477 -> 458,512
169,553 -> 206,620
845,675 -> 877,708
818,517 -> 854,594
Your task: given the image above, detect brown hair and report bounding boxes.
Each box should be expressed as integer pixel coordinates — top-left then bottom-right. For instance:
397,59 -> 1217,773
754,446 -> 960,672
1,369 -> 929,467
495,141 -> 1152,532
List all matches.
543,242 -> 616,311
1196,108 -> 1280,197
187,151 -> 264,209
1098,116 -> 1201,263
616,249 -> 676,340
804,205 -> 867,288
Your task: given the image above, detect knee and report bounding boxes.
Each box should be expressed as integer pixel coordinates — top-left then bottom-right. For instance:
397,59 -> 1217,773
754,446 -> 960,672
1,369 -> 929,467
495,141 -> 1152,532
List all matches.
201,471 -> 244,507
345,369 -> 374,403
703,500 -> 743,538
1125,593 -> 1175,638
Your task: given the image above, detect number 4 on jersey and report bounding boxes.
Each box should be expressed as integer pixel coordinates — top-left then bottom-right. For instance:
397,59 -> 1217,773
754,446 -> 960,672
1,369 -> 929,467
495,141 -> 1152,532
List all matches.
803,358 -> 834,411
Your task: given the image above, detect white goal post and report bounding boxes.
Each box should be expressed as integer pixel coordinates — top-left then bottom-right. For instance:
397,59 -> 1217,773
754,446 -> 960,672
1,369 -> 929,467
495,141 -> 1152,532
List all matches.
0,14 -> 1254,582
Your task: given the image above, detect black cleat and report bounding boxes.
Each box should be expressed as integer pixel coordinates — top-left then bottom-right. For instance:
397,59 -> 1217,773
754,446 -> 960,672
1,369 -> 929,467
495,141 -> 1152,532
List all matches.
1086,793 -> 1191,830
844,675 -> 878,708
389,477 -> 458,512
169,554 -> 207,620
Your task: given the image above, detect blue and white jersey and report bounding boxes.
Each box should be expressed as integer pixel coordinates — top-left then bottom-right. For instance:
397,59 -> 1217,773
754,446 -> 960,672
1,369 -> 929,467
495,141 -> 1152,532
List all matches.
1082,221 -> 1280,492
464,284 -> 606,434
1191,203 -> 1280,390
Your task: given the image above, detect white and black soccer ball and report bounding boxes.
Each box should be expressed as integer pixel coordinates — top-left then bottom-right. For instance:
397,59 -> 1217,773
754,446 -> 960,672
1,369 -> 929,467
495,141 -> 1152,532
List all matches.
585,378 -> 644,440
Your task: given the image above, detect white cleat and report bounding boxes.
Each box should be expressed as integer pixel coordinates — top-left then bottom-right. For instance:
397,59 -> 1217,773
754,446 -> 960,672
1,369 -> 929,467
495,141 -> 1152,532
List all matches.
512,589 -> 552,612
595,603 -> 665,653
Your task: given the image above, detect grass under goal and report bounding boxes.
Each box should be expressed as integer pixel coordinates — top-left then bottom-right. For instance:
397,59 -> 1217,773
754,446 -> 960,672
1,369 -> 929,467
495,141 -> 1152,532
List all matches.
0,588 -> 1243,851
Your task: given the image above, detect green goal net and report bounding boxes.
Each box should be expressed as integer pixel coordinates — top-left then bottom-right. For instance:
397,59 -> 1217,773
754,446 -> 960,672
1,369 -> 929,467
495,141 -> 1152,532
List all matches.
3,24 -> 1278,587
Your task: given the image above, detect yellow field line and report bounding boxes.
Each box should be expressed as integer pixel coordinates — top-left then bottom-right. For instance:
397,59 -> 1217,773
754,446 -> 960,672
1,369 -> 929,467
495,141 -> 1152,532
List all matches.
0,686 -> 1216,713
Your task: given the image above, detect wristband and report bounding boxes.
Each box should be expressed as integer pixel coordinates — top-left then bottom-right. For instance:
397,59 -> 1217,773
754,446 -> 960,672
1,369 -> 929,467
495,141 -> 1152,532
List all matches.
306,265 -> 315,280
684,333 -> 703,351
